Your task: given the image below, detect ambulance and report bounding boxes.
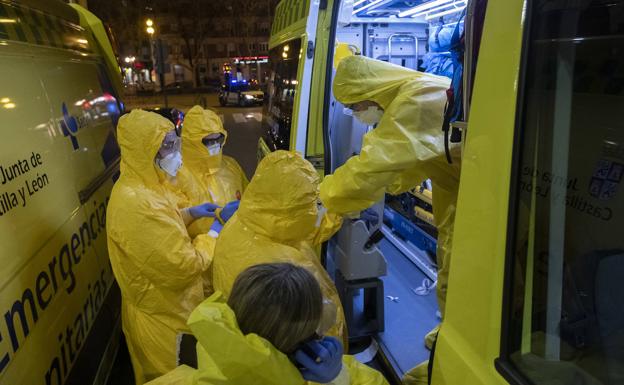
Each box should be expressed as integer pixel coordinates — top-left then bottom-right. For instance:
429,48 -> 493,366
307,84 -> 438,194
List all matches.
0,1 -> 124,385
261,0 -> 624,384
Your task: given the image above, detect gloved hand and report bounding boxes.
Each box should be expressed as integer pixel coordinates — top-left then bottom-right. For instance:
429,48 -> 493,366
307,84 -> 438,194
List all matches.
217,200 -> 240,224
188,202 -> 220,219
208,219 -> 223,237
359,208 -> 379,228
294,336 -> 343,383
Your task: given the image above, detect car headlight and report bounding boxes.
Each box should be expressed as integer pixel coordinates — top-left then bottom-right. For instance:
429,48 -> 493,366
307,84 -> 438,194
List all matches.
244,94 -> 254,100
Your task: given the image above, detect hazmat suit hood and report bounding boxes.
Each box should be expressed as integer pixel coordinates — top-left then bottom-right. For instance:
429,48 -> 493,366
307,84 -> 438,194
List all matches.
118,109 -> 174,186
182,105 -> 227,174
333,55 -> 446,109
237,151 -> 319,244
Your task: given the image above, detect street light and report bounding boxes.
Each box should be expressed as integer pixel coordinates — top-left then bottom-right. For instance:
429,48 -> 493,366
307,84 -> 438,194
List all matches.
145,19 -> 156,84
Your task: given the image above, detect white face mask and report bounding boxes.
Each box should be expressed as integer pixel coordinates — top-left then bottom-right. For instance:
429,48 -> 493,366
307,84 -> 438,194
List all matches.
315,203 -> 327,228
158,151 -> 183,177
353,106 -> 383,126
206,143 -> 221,156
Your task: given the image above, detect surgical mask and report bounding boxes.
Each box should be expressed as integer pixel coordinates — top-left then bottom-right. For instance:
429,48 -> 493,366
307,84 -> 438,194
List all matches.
353,106 -> 383,125
157,151 -> 182,177
206,143 -> 221,156
315,204 -> 327,228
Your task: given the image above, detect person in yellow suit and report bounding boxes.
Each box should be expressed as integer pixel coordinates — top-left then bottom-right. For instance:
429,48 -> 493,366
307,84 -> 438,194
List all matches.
146,263 -> 389,385
107,110 -> 221,385
176,105 -> 248,238
211,150 -> 346,343
318,56 -> 458,383
161,105 -> 247,294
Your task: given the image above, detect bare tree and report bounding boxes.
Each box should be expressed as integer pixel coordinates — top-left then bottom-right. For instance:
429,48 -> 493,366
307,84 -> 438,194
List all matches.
151,0 -> 216,86
219,0 -> 279,57
89,0 -> 151,58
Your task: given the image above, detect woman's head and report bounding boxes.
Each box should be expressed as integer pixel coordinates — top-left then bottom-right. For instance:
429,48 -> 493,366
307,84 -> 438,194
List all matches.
228,263 -> 323,354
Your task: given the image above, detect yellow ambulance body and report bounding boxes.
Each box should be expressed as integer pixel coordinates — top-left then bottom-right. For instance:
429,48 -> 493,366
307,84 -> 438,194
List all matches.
0,1 -> 123,384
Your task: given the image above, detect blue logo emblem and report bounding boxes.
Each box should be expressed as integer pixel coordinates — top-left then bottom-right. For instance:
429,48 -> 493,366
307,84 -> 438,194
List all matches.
60,102 -> 80,150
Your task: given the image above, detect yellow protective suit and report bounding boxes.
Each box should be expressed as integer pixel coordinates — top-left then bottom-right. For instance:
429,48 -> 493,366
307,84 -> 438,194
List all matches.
106,110 -> 213,385
145,293 -> 389,385
211,151 -> 346,343
319,55 -> 459,314
319,56 -> 457,385
176,105 -> 248,237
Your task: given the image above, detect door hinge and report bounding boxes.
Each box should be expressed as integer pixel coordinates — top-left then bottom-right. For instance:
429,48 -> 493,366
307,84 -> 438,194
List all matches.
307,40 -> 315,59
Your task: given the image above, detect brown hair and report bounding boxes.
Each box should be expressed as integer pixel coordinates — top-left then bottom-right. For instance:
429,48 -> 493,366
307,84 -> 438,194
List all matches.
228,263 -> 323,354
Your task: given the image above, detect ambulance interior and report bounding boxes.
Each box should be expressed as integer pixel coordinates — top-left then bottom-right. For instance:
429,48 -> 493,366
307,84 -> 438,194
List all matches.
323,0 -> 624,383
322,0 -> 476,379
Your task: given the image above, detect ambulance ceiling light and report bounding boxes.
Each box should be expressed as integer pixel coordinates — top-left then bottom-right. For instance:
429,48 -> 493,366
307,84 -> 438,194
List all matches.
424,2 -> 466,20
352,0 -> 386,15
398,0 -> 455,17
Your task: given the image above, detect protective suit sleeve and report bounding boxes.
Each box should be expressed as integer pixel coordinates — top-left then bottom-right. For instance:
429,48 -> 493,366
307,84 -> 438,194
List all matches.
320,83 -> 447,215
311,212 -> 344,245
193,234 -> 217,261
401,360 -> 429,385
341,355 -> 390,385
112,198 -> 210,291
143,365 -> 195,385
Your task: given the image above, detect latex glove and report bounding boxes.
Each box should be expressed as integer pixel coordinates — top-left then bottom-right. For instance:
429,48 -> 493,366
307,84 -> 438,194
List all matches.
188,202 -> 220,219
295,337 -> 343,383
217,200 -> 240,224
359,208 -> 379,228
208,220 -> 223,238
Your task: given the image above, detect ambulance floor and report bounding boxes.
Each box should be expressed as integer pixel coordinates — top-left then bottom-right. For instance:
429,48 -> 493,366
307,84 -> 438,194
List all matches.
375,238 -> 439,377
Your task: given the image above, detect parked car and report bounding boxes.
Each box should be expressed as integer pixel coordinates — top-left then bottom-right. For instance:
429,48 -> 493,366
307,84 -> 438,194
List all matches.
219,80 -> 264,107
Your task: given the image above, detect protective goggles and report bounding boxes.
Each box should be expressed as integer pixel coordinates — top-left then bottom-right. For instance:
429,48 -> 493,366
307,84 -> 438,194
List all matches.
202,134 -> 225,147
159,135 -> 181,156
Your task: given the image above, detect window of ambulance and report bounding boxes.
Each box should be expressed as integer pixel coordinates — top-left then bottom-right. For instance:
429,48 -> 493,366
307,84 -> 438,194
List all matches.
262,39 -> 302,151
500,0 -> 624,384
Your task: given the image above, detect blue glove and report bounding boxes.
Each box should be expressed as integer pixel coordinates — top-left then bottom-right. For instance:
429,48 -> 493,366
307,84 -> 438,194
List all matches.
209,219 -> 223,236
188,202 -> 220,219
360,208 -> 379,227
217,200 -> 240,224
294,336 -> 343,383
